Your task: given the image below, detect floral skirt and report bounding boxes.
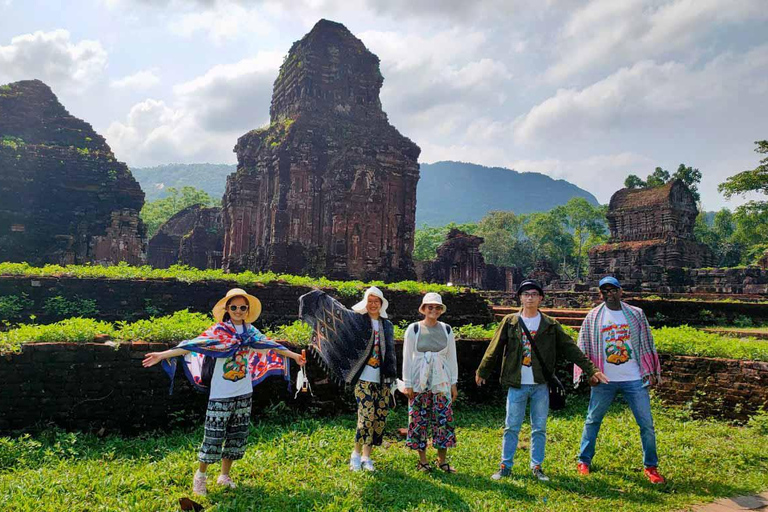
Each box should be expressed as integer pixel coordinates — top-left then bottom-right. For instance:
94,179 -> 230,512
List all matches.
406,391 -> 456,451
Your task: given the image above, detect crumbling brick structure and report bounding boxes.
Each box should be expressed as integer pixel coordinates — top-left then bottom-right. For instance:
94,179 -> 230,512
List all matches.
147,205 -> 223,269
222,20 -> 420,281
589,180 -> 713,290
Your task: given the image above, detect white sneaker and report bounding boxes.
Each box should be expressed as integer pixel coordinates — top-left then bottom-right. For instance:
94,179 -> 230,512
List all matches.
350,451 -> 362,471
192,472 -> 207,496
361,458 -> 375,472
217,474 -> 237,489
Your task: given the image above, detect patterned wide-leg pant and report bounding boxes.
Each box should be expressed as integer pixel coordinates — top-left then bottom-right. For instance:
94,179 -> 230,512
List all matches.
198,393 -> 252,463
354,380 -> 392,447
406,391 -> 456,451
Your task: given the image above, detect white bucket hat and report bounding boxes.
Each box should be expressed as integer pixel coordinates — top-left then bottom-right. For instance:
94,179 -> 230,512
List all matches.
419,292 -> 446,314
352,286 -> 389,318
212,288 -> 262,324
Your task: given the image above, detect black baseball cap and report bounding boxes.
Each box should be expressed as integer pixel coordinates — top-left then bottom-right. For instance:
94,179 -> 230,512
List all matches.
517,279 -> 544,297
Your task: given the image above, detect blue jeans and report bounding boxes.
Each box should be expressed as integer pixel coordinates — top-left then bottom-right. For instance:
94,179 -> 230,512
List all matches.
578,379 -> 659,468
501,384 -> 549,469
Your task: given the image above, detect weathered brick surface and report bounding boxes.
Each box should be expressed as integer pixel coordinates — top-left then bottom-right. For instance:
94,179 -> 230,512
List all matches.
0,276 -> 492,327
2,339 -> 764,433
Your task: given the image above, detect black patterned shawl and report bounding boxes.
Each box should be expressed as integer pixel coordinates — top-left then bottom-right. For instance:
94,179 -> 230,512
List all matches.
299,289 -> 397,386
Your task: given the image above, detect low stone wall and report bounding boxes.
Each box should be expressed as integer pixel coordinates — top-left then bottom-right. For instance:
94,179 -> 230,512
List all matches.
2,339 -> 766,433
0,276 -> 492,327
655,354 -> 768,422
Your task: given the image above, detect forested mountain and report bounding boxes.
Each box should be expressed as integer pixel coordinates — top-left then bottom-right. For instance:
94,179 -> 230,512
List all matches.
131,161 -> 600,225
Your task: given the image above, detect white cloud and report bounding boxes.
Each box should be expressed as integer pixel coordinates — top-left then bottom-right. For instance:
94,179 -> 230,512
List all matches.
169,2 -> 275,43
0,29 -> 107,91
515,43 -> 768,146
107,52 -> 281,165
111,69 -> 160,90
548,0 -> 768,81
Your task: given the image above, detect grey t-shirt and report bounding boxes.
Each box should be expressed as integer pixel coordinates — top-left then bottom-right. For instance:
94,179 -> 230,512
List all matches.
416,322 -> 448,353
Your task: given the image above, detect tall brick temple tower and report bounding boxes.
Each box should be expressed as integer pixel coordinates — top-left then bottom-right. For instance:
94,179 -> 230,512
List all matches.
222,19 -> 421,281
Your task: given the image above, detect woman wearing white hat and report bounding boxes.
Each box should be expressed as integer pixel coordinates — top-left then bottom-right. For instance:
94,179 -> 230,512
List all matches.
143,288 -> 306,496
299,286 -> 397,472
402,292 -> 459,473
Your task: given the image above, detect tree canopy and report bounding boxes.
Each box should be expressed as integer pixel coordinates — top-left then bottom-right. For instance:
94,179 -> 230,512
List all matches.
140,186 -> 219,238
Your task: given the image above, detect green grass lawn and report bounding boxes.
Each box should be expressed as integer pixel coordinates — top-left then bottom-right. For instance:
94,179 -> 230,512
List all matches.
2,396 -> 767,512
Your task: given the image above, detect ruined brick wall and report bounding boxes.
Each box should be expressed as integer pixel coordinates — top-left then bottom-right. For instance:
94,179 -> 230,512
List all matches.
590,180 -> 714,286
0,80 -> 145,265
222,20 -> 420,282
0,276 -> 493,327
2,341 -> 763,433
147,205 -> 223,269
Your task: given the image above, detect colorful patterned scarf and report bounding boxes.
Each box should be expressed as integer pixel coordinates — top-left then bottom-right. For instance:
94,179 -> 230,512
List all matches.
573,302 -> 662,385
161,321 -> 290,394
299,289 -> 397,386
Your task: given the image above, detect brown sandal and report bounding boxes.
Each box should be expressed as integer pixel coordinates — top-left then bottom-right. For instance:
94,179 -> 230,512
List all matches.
437,461 -> 457,473
416,462 -> 433,472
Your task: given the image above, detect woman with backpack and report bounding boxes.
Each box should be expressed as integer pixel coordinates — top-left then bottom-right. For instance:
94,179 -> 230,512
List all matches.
142,288 -> 306,496
402,292 -> 459,473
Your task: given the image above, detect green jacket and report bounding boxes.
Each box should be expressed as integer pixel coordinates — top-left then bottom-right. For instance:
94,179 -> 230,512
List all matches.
476,311 -> 597,388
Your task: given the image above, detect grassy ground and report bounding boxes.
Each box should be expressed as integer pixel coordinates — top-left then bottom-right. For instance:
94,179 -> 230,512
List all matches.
2,396 -> 767,512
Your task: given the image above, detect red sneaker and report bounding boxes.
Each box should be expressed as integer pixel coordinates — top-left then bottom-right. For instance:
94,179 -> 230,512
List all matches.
577,463 -> 590,475
644,467 -> 666,484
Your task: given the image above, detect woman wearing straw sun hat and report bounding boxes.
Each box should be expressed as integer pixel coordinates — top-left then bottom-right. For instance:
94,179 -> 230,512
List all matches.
143,288 -> 306,496
299,286 -> 397,472
402,292 -> 459,473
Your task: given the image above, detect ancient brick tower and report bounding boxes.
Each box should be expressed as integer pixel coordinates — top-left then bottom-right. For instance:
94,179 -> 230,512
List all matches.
222,19 -> 421,281
589,179 -> 714,289
0,80 -> 145,265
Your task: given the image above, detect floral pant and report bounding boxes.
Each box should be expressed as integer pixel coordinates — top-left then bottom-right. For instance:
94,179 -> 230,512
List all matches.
406,391 -> 456,451
354,380 -> 391,447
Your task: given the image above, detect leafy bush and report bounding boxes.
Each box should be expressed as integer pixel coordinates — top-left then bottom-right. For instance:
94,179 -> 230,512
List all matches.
0,318 -> 115,352
0,293 -> 33,320
264,320 -> 313,345
748,409 -> 768,435
733,315 -> 754,328
114,310 -> 212,343
0,262 -> 462,297
654,325 -> 768,362
43,295 -> 98,317
455,323 -> 497,339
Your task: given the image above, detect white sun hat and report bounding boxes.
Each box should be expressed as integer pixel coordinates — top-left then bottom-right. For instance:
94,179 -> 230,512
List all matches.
351,286 -> 389,318
419,292 -> 446,314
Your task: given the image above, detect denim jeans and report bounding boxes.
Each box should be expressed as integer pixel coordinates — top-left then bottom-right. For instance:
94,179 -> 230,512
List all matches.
578,379 -> 659,468
501,384 -> 549,469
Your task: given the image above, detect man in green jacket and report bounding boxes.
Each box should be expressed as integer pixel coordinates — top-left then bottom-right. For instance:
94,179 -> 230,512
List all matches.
476,279 -> 608,481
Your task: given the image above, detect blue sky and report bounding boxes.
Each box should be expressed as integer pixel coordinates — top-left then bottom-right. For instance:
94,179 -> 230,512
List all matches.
1,0 -> 767,209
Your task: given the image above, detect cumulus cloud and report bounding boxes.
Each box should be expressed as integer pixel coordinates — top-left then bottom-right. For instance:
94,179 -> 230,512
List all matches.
0,29 -> 107,91
515,43 -> 768,146
548,0 -> 768,81
111,69 -> 160,90
107,52 -> 280,166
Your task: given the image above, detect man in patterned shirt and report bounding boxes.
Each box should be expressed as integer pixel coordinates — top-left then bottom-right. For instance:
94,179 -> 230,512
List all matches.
574,276 -> 665,484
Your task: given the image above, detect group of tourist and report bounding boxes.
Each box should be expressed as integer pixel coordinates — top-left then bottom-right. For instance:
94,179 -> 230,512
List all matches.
143,275 -> 666,497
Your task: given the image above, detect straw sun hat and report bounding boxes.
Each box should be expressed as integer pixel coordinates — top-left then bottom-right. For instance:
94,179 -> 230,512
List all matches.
212,288 -> 262,324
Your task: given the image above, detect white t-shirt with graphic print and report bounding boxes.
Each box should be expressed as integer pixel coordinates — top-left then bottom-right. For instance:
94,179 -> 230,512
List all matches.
519,313 -> 541,385
209,322 -> 254,400
601,308 -> 641,382
358,319 -> 382,383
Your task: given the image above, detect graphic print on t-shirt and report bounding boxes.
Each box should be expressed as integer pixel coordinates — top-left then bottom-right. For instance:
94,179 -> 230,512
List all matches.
602,321 -> 633,365
222,348 -> 249,381
366,330 -> 381,368
521,329 -> 537,367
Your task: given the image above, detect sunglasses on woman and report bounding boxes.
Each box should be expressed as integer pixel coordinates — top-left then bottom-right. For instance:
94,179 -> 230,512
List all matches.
229,305 -> 249,312
424,305 -> 442,311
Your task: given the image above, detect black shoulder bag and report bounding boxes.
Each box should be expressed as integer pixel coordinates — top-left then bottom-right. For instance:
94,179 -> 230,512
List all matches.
518,317 -> 567,411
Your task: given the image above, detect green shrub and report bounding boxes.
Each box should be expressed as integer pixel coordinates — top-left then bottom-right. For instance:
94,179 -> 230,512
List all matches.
455,323 -> 497,339
0,318 -> 115,352
0,262 -> 463,296
748,409 -> 768,435
264,320 -> 313,345
43,295 -> 99,317
733,315 -> 754,328
0,293 -> 33,320
114,310 -> 212,343
654,325 -> 768,362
